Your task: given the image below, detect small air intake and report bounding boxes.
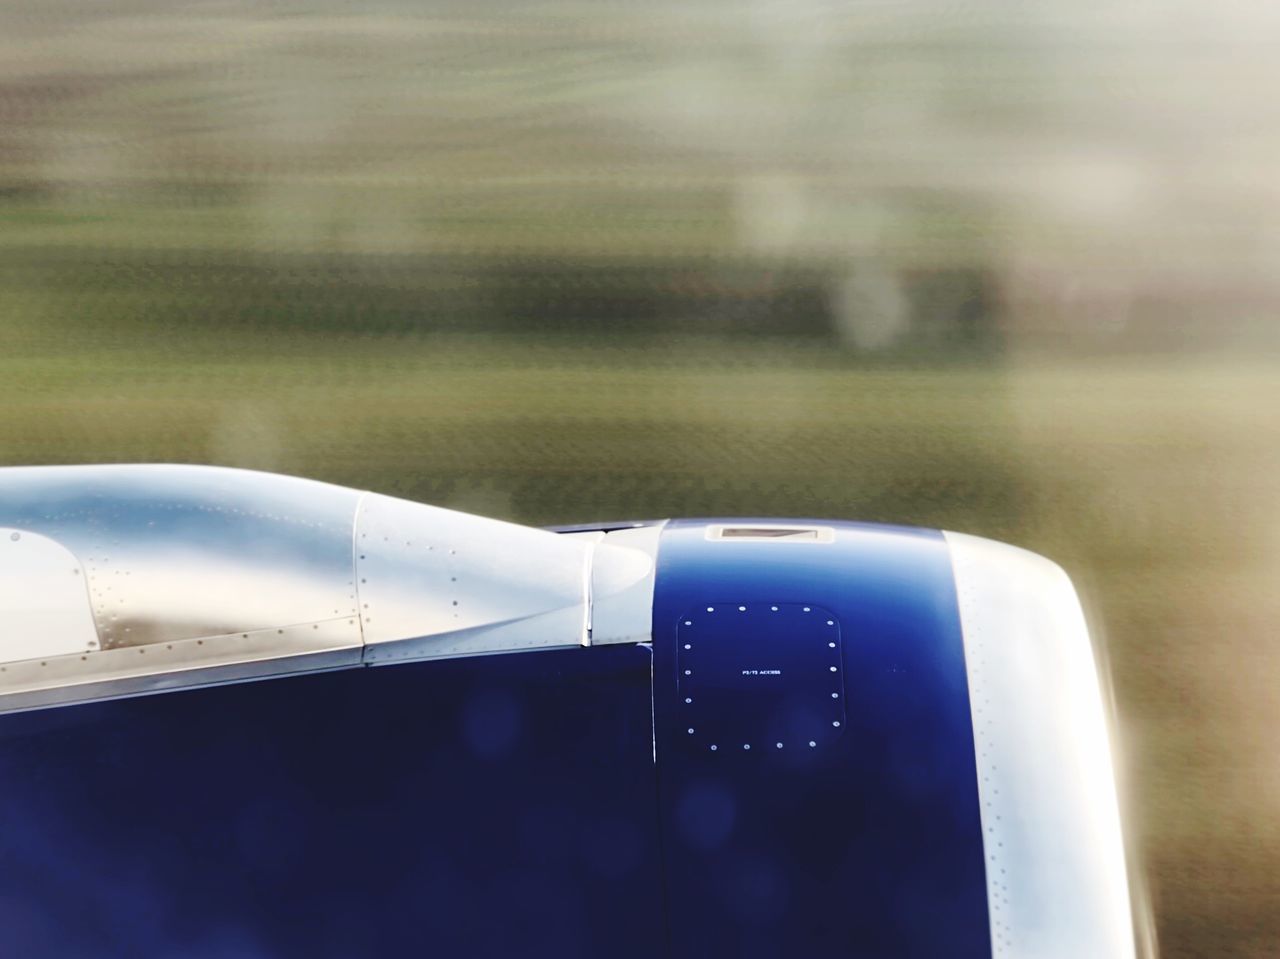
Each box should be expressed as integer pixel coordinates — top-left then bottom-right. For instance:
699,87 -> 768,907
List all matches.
707,525 -> 834,543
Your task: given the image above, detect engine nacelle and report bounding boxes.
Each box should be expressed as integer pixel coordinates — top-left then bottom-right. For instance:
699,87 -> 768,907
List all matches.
0,465 -> 1134,959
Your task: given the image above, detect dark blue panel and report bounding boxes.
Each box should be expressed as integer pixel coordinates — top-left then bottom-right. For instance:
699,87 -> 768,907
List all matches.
653,520 -> 990,959
0,645 -> 662,959
676,603 -> 845,754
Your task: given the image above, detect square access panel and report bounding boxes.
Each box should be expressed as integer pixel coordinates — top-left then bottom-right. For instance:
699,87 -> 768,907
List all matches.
676,603 -> 845,754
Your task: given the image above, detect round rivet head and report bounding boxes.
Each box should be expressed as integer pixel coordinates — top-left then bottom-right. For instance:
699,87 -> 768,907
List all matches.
8,532 -> 18,542
829,666 -> 837,672
742,744 -> 750,750
687,728 -> 695,734
738,605 -> 746,611
808,741 -> 817,748
775,742 -> 783,749
706,606 -> 715,612
710,745 -> 718,752
832,721 -> 841,728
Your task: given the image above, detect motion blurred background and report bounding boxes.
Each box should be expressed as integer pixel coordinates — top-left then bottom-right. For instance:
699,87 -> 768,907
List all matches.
2,1 -> 1278,954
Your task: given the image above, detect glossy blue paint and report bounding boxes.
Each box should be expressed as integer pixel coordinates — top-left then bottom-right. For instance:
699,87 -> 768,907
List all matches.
677,603 -> 846,753
0,515 -> 992,958
652,519 -> 990,959
0,646 -> 663,959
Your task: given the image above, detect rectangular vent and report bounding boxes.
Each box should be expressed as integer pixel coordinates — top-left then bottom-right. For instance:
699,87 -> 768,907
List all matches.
707,525 -> 834,543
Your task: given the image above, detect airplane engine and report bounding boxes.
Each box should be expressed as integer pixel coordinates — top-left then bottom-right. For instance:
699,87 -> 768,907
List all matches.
0,465 -> 1134,959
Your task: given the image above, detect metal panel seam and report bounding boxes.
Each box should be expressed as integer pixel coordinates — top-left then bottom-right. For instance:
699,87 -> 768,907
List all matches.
351,489 -> 371,661
581,536 -> 596,647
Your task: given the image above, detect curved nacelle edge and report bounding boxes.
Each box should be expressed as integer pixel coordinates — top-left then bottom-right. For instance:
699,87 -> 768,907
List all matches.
944,531 -> 1136,959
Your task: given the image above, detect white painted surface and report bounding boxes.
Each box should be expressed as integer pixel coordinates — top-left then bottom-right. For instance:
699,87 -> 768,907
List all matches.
590,524 -> 663,645
0,528 -> 99,662
355,492 -> 592,661
945,531 -> 1135,959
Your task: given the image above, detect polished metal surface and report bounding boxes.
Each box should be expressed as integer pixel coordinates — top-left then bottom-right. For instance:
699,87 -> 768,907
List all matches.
0,465 -> 366,712
0,464 -> 364,650
0,619 -> 363,714
355,494 -> 659,661
945,531 -> 1136,959
355,491 -> 592,662
0,464 -> 658,713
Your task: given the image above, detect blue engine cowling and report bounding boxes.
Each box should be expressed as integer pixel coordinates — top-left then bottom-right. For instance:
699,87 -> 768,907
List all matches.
652,520 -> 988,958
0,468 -> 1134,959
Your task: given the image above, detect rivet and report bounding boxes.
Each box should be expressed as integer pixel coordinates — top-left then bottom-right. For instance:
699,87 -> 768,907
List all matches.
776,742 -> 783,749
687,728 -> 694,734
709,745 -> 717,751
808,741 -> 816,748
829,666 -> 837,672
742,744 -> 750,750
706,606 -> 714,612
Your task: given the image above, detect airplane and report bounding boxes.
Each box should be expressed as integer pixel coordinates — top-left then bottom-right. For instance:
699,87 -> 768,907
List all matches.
0,464 -> 1135,958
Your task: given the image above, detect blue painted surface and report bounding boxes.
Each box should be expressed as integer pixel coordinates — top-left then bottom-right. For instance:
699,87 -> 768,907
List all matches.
676,603 -> 846,753
0,646 -> 663,959
0,516 -> 991,958
652,519 -> 990,959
